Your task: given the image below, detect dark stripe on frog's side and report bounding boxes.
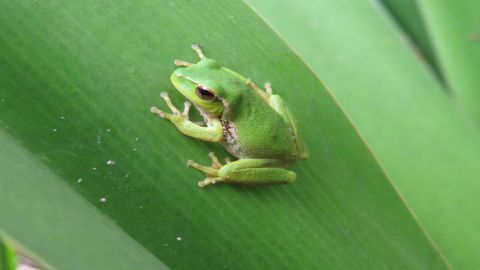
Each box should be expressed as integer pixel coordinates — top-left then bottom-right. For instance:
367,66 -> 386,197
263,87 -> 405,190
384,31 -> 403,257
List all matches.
221,119 -> 243,158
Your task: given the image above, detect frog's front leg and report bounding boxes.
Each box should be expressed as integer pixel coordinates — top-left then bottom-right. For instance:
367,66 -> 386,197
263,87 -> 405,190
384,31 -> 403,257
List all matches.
150,92 -> 224,142
187,153 -> 296,187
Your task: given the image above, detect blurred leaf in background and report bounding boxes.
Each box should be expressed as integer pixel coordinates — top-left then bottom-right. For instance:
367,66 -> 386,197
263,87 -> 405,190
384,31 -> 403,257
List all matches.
0,237 -> 17,270
380,0 -> 443,82
416,0 -> 480,123
247,0 -> 480,269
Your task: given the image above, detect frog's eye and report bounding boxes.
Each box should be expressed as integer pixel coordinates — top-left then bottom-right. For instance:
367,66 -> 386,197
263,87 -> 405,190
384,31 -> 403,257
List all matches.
195,86 -> 216,101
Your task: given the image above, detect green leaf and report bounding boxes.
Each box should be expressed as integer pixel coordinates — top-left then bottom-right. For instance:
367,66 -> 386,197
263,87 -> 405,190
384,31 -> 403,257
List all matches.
0,237 -> 17,270
247,0 -> 480,268
0,0 -> 449,269
416,0 -> 480,123
379,0 -> 443,81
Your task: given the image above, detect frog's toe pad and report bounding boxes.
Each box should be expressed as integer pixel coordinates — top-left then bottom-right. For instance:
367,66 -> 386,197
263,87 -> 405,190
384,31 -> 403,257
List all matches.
198,177 -> 223,188
265,82 -> 273,96
187,157 -> 222,182
150,107 -> 167,118
160,92 -> 169,99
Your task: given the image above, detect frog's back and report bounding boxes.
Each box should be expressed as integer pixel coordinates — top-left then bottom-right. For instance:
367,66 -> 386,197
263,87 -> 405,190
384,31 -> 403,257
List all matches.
222,93 -> 299,162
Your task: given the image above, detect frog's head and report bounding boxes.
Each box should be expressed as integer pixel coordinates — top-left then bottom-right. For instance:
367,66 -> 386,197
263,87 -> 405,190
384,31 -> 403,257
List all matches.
170,45 -> 231,117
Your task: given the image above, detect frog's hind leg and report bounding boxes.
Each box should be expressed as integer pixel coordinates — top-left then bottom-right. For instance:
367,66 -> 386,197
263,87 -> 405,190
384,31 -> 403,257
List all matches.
247,82 -> 309,160
269,94 -> 309,160
187,152 -> 221,176
247,82 -> 287,113
187,152 -> 222,187
246,80 -> 270,101
264,82 -> 274,96
218,158 -> 296,186
188,154 -> 296,187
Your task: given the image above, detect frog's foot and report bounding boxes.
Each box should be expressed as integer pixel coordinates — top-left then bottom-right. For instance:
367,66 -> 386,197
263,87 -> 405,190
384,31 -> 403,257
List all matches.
198,177 -> 223,188
245,80 -> 273,101
150,92 -> 191,121
151,92 -> 224,142
187,152 -> 226,187
191,44 -> 206,60
174,59 -> 193,67
175,43 -> 209,66
264,82 -> 273,96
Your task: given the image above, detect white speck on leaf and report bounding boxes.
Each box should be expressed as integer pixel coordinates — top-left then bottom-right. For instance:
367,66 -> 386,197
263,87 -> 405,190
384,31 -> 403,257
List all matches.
100,197 -> 107,203
176,236 -> 182,241
77,178 -> 83,183
106,160 -> 115,166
